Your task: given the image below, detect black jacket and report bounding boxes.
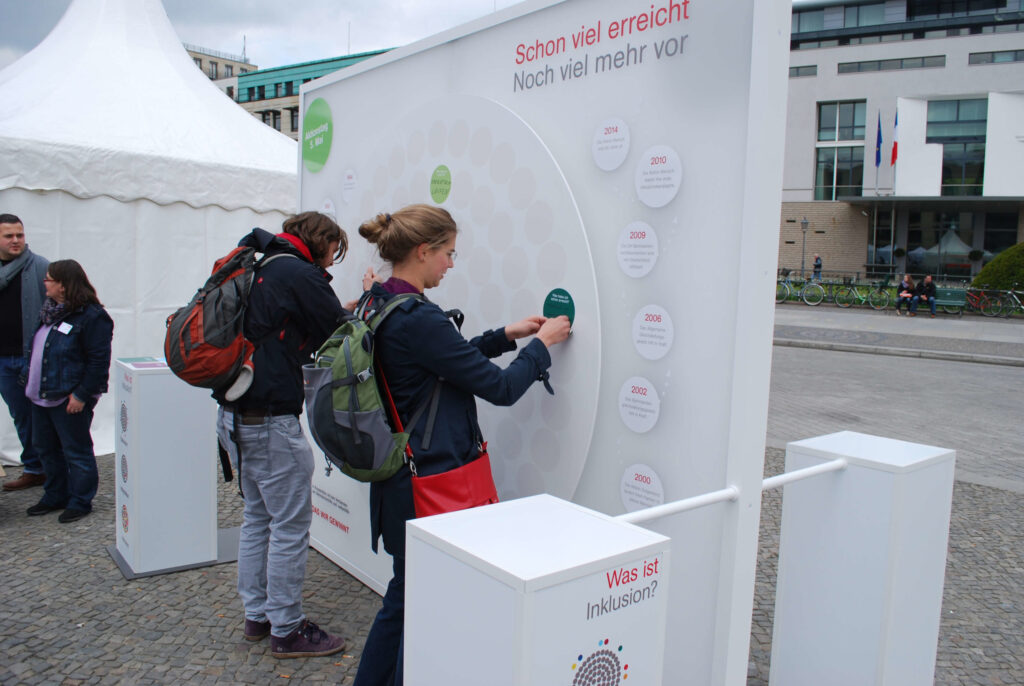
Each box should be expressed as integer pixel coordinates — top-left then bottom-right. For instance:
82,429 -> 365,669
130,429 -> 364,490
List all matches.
915,280 -> 936,299
367,283 -> 552,554
219,228 -> 345,415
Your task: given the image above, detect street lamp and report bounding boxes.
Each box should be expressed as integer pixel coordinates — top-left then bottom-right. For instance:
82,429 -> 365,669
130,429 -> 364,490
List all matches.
800,217 -> 809,279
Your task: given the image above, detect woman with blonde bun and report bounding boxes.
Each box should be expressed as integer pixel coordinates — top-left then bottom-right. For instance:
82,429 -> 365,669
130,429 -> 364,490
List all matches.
352,204 -> 570,686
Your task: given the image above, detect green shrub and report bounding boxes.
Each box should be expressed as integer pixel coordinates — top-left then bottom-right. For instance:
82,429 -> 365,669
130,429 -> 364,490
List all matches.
972,242 -> 1024,289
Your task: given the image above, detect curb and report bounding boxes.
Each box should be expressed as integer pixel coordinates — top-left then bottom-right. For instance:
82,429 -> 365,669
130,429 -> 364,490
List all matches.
773,337 -> 1024,368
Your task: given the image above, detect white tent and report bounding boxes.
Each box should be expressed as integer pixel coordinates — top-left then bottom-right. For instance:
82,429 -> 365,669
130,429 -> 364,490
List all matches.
921,230 -> 973,271
0,0 -> 298,463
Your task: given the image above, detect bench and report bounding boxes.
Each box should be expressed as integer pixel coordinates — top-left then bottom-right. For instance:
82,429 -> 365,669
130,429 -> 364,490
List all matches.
932,288 -> 967,315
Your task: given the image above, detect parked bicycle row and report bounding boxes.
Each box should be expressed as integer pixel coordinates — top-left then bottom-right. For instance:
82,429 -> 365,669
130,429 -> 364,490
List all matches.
776,269 -> 1023,318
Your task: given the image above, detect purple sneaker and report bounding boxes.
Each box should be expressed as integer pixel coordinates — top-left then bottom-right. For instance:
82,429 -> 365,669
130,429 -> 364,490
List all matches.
270,619 -> 346,659
244,618 -> 270,641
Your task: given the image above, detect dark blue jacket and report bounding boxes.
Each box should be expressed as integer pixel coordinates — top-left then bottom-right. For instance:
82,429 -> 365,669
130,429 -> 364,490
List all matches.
30,303 -> 113,405
218,228 -> 345,416
367,283 -> 552,554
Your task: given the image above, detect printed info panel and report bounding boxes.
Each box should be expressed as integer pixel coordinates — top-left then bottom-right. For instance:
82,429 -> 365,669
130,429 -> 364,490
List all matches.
301,0 -> 790,681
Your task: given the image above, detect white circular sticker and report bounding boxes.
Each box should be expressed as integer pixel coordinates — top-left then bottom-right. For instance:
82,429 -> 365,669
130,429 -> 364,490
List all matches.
618,376 -> 660,433
592,117 -> 630,172
632,305 -> 674,361
635,145 -> 682,208
616,221 -> 659,278
620,463 -> 665,512
341,169 -> 358,204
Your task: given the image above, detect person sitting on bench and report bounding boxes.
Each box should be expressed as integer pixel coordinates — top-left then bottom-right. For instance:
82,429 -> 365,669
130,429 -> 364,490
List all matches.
909,274 -> 937,317
895,274 -> 915,315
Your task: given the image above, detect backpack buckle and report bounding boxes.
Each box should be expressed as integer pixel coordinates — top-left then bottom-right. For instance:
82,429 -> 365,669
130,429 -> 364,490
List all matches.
356,368 -> 373,383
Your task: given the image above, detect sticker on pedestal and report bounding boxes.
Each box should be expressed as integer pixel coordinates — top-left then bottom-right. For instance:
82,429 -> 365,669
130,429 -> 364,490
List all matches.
543,288 -> 575,325
632,305 -> 673,361
616,222 -> 658,278
634,145 -> 681,208
618,376 -> 660,433
592,118 -> 630,171
620,463 -> 665,512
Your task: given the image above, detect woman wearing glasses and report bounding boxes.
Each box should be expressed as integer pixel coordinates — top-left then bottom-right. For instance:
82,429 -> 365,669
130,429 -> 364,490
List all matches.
24,259 -> 113,523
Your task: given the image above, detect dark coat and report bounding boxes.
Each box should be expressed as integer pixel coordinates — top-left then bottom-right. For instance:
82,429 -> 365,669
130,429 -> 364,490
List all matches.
915,280 -> 937,299
220,228 -> 345,416
30,303 -> 113,405
367,283 -> 552,554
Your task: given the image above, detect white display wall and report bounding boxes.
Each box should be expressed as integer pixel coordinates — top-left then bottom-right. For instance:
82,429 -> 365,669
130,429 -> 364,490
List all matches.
302,0 -> 791,681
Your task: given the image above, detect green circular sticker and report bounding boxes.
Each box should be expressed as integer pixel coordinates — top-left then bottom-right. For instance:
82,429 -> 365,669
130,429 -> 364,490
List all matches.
302,98 -> 333,173
543,288 -> 575,325
430,165 -> 452,203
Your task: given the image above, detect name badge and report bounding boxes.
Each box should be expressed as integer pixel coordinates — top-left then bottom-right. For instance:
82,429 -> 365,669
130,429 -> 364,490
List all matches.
57,322 -> 73,335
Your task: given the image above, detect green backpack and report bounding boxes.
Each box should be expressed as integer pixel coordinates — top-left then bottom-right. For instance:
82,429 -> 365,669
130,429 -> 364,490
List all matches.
302,293 -> 438,482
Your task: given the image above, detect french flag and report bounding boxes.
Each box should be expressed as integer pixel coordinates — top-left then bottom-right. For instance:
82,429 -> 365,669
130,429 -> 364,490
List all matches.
890,111 -> 898,166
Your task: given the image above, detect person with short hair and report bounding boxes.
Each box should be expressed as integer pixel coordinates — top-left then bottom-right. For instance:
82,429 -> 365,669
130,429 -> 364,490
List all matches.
0,213 -> 49,491
909,274 -> 937,317
24,259 -> 113,523
812,254 -> 822,281
352,204 -> 571,686
214,212 -> 349,658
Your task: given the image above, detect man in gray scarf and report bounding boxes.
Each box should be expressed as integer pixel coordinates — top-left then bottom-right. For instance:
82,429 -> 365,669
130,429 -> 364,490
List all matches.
0,214 -> 49,490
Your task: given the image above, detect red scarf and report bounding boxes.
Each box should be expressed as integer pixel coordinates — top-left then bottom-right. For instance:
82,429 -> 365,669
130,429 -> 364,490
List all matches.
276,232 -> 313,262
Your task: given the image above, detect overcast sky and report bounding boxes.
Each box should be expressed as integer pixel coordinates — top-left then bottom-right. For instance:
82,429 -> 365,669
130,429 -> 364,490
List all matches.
0,0 -> 522,71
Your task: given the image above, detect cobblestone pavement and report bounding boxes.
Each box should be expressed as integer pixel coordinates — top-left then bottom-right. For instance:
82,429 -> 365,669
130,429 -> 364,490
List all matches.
2,447 -> 1020,684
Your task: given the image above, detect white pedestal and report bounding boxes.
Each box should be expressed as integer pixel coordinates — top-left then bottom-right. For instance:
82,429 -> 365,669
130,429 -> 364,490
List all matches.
109,358 -> 219,577
406,494 -> 671,686
770,431 -> 956,686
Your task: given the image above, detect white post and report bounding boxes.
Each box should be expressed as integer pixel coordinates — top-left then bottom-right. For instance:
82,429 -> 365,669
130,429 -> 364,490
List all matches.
770,431 -> 956,686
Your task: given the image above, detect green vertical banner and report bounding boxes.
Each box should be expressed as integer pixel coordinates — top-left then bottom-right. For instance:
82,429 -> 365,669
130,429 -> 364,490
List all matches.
303,98 -> 333,173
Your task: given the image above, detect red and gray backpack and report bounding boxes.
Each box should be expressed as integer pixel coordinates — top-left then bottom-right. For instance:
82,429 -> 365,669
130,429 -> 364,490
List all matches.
164,245 -> 291,401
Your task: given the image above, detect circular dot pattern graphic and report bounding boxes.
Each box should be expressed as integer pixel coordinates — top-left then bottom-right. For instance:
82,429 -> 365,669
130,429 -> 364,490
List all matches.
572,649 -> 622,685
341,95 -> 601,501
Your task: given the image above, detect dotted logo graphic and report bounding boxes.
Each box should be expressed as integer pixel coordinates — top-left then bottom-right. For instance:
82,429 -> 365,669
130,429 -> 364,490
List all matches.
570,639 -> 628,685
120,454 -> 128,483
120,402 -> 128,433
121,504 -> 129,533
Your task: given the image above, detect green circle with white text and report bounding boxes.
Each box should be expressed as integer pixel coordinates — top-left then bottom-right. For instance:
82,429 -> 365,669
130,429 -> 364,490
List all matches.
543,288 -> 575,325
303,98 -> 333,173
430,165 -> 452,203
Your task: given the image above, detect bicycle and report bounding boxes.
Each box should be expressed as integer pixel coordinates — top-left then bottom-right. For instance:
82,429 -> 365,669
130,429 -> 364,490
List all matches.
776,269 -> 825,306
834,278 -> 891,310
986,283 -> 1024,318
961,287 -> 1001,317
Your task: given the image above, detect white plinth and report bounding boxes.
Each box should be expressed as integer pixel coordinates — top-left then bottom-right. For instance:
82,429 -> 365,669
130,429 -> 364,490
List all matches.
112,358 -> 217,575
770,431 -> 956,686
406,494 -> 670,686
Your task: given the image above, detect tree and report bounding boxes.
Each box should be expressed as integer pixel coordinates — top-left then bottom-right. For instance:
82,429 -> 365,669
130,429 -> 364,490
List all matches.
972,242 -> 1024,289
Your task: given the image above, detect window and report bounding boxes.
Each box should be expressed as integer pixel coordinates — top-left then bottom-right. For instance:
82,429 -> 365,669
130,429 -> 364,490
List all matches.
818,101 -> 866,141
272,110 -> 281,131
226,86 -> 234,99
285,81 -> 295,96
838,55 -> 945,72
225,65 -> 234,77
969,49 -> 1024,64
795,9 -> 825,32
193,57 -> 202,68
290,108 -> 299,132
815,146 -> 864,200
907,211 -> 976,276
908,0 -> 1008,20
246,86 -> 255,102
257,85 -> 265,100
927,98 -> 987,142
240,68 -> 249,74
983,212 -> 1019,257
209,61 -> 218,79
846,3 -> 886,26
789,65 -> 818,77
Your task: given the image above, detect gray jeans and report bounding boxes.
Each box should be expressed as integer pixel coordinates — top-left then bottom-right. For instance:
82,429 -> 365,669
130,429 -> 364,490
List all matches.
216,409 -> 314,637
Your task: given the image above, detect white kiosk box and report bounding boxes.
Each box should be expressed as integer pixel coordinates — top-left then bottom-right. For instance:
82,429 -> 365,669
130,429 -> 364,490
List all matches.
109,358 -> 222,578
406,494 -> 670,685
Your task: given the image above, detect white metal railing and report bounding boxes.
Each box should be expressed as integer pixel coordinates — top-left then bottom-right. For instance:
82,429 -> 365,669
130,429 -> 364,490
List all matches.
614,458 -> 848,525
